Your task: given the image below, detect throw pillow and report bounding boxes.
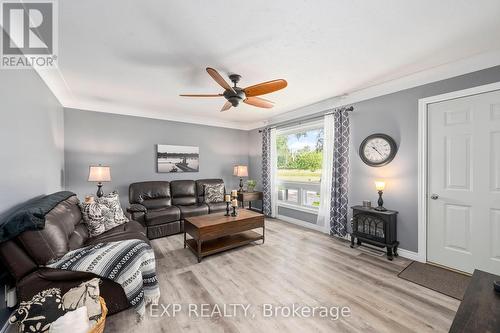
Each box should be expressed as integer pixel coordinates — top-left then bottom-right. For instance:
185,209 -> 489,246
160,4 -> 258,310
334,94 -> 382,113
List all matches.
204,184 -> 225,203
80,202 -> 112,237
62,278 -> 102,326
96,191 -> 129,229
48,306 -> 90,333
9,288 -> 67,333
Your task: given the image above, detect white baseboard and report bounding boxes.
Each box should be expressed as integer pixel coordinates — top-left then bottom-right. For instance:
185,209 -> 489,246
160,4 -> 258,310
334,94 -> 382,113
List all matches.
397,248 -> 425,262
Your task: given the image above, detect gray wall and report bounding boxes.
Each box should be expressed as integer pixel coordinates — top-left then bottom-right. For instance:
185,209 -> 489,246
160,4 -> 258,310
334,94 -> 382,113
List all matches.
0,69 -> 64,216
0,67 -> 63,326
248,65 -> 500,252
64,109 -> 250,206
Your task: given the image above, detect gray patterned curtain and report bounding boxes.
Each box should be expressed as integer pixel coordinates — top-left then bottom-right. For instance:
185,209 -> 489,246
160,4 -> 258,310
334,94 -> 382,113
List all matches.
330,107 -> 351,237
261,128 -> 272,216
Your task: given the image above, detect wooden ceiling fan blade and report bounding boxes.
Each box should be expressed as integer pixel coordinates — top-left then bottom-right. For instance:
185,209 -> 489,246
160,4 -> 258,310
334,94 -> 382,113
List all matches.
179,94 -> 222,97
206,67 -> 236,94
220,101 -> 232,112
244,79 -> 287,97
244,96 -> 274,109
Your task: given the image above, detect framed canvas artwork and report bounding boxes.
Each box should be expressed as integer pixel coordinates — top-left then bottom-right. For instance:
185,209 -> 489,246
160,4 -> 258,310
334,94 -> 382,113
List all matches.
157,145 -> 199,173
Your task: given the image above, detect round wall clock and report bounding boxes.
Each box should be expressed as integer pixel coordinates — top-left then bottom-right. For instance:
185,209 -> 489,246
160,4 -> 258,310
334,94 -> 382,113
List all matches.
359,133 -> 398,167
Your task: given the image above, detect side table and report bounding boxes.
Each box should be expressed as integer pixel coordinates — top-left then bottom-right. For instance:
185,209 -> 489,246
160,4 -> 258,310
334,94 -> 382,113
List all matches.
237,191 -> 263,212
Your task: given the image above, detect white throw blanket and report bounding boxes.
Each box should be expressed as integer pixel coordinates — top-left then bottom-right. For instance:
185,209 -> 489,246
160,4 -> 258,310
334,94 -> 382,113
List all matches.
47,239 -> 160,318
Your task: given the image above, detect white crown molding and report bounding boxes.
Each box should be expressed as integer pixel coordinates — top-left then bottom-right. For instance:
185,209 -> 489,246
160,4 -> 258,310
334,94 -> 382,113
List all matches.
248,49 -> 500,129
34,49 -> 500,131
63,104 -> 252,130
34,68 -> 263,130
242,121 -> 265,130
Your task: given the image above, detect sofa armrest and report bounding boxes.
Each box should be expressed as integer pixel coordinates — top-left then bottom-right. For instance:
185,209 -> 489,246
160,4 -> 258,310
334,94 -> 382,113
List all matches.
127,203 -> 147,213
17,268 -> 130,315
0,240 -> 37,282
127,204 -> 146,224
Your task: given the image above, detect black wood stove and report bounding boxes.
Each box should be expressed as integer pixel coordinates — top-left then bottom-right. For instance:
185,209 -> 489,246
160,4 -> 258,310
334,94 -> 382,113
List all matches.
350,205 -> 399,260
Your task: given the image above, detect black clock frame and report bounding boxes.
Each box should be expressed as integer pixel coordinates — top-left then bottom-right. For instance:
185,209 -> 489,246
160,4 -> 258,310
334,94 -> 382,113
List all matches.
359,133 -> 398,167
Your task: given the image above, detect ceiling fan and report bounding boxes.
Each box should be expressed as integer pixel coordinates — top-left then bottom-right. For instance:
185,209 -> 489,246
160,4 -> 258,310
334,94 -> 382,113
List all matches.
180,67 -> 287,112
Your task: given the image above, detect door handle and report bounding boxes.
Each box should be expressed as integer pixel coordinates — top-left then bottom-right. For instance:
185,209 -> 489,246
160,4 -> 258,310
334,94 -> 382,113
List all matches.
430,194 -> 439,200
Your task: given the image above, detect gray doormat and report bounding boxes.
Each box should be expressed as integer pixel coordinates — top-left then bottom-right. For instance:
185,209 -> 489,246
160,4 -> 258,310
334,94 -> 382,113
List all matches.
398,261 -> 471,300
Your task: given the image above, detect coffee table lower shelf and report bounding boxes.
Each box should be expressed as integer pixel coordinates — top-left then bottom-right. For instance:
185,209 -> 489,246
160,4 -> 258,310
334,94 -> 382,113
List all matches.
185,230 -> 263,262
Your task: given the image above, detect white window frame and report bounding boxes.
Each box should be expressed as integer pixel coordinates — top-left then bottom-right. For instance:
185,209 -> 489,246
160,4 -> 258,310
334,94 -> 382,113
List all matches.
275,119 -> 324,215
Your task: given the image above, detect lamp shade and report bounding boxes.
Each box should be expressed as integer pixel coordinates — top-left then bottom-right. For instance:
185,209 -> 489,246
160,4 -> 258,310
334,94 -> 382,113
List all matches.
233,165 -> 248,177
375,181 -> 385,191
88,165 -> 111,182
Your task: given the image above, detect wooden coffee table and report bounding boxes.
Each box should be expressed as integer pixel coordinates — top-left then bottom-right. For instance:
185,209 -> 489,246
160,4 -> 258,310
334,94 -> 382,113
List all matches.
183,209 -> 265,262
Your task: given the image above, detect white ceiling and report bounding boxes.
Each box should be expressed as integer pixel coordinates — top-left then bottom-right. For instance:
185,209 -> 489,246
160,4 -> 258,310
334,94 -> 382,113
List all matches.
40,0 -> 500,129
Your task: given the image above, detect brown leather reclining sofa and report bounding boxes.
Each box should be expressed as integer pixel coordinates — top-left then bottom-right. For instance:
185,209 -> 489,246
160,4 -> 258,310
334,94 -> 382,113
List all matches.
0,194 -> 149,315
0,178 -> 226,314
127,179 -> 226,239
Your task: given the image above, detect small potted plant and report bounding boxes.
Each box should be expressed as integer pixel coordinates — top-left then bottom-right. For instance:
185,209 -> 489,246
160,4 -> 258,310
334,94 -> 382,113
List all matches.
246,179 -> 256,192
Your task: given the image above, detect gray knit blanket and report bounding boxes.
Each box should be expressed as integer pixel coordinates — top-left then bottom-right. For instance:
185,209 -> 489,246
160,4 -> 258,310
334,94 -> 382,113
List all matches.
47,239 -> 160,318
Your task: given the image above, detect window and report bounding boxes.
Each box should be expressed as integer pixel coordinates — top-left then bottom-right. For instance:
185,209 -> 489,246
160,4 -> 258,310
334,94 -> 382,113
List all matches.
275,121 -> 323,211
276,124 -> 323,183
304,190 -> 320,207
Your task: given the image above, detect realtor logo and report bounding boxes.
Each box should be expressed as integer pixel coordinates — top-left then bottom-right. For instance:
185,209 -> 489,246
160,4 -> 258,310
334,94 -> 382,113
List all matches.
1,0 -> 57,68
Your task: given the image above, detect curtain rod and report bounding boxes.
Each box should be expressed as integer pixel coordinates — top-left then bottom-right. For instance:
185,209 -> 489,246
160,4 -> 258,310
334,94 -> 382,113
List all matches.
258,106 -> 354,132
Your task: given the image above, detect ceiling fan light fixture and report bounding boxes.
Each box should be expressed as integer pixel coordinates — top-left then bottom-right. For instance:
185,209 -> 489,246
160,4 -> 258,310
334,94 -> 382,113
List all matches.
223,87 -> 246,107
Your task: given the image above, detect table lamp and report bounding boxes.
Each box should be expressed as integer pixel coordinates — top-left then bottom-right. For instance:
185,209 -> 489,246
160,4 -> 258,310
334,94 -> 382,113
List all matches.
374,181 -> 387,211
233,165 -> 248,192
88,165 -> 111,198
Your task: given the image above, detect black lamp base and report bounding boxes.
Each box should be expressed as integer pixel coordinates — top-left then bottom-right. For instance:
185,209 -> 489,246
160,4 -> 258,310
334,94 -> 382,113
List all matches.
96,183 -> 104,198
238,178 -> 244,192
375,190 -> 386,211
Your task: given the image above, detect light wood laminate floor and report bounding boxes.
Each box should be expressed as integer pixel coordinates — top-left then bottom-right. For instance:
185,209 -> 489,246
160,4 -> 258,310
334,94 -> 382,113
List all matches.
106,218 -> 459,333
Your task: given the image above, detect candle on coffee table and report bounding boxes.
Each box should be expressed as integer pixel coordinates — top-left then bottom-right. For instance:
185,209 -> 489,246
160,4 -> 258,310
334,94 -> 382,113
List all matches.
231,190 -> 237,197
225,194 -> 231,202
231,199 -> 238,207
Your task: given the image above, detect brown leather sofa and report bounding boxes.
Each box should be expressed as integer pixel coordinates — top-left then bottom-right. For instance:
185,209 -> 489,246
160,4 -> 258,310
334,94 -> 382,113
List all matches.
128,179 -> 226,239
195,179 -> 228,214
127,181 -> 181,239
0,194 -> 148,315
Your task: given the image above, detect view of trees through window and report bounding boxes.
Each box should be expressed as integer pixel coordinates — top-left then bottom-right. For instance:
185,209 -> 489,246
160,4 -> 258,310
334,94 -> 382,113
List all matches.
276,127 -> 324,183
276,126 -> 323,209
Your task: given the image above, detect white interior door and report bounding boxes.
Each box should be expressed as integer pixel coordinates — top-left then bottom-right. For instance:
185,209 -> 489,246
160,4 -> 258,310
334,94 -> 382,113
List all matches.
427,89 -> 500,275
